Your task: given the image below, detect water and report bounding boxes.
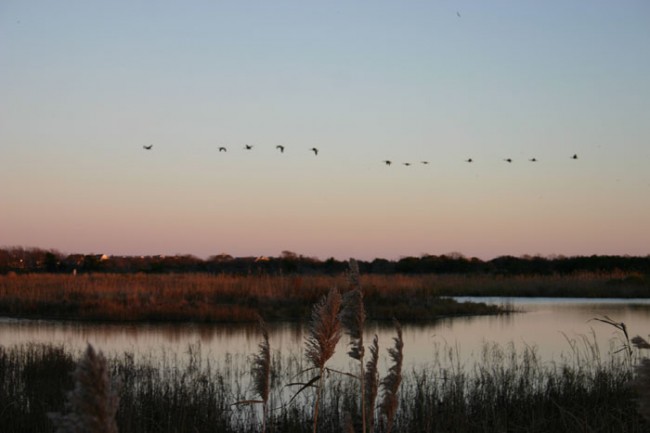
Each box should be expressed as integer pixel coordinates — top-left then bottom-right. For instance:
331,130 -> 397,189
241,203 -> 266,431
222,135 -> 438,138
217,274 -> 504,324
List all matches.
2,297 -> 650,370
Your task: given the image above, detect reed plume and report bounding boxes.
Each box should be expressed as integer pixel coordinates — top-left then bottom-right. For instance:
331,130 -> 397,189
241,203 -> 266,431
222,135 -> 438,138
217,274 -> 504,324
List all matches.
305,287 -> 342,433
347,257 -> 361,291
380,320 -> 403,433
49,344 -> 119,433
252,316 -> 271,433
364,335 -> 379,433
340,258 -> 367,432
340,259 -> 365,361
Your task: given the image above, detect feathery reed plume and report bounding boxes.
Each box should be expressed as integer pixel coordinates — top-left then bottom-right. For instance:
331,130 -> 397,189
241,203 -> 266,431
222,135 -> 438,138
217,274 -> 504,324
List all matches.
340,288 -> 365,360
306,287 -> 342,370
252,316 -> 271,432
49,344 -> 119,433
340,269 -> 365,360
347,257 -> 361,290
632,358 -> 650,423
380,320 -> 403,433
305,287 -> 342,433
364,335 -> 379,433
340,258 -> 367,432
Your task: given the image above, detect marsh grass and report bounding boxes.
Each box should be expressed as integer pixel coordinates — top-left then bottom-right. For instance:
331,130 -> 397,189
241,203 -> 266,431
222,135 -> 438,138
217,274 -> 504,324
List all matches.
340,259 -> 367,433
301,287 -> 342,433
11,271 -> 644,323
364,336 -> 379,433
379,320 -> 403,433
0,340 -> 644,433
49,344 -> 119,433
235,316 -> 271,432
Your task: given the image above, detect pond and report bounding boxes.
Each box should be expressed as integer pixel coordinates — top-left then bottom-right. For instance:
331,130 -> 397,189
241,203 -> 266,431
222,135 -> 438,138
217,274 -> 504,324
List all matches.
2,297 -> 650,371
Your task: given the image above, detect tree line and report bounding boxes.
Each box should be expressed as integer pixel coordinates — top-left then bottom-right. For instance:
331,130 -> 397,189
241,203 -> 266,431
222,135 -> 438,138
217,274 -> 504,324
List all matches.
2,247 -> 650,276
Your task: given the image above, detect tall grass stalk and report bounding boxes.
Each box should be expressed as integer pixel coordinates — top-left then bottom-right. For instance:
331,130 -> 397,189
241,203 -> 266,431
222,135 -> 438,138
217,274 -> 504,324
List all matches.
380,320 -> 403,433
235,316 -> 272,432
304,287 -> 342,433
364,335 -> 379,433
49,344 -> 119,433
340,258 -> 367,433
252,317 -> 271,432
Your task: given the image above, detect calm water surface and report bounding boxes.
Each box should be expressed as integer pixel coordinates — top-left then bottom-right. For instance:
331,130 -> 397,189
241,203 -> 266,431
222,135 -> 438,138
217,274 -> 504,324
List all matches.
2,297 -> 650,370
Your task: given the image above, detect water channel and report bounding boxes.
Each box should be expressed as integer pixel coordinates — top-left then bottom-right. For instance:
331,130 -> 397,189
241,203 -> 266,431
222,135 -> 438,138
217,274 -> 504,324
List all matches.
2,297 -> 650,371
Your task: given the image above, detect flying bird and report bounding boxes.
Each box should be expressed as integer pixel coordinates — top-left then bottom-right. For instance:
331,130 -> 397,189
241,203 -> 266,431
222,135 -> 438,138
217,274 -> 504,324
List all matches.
403,162 -> 411,167
244,144 -> 253,150
504,158 -> 512,163
421,161 -> 429,165
143,145 -> 153,150
276,145 -> 285,153
310,147 -> 318,155
384,160 -> 392,166
465,158 -> 473,163
218,147 -> 227,152
529,158 -> 537,162
457,11 -> 461,18
571,154 -> 578,159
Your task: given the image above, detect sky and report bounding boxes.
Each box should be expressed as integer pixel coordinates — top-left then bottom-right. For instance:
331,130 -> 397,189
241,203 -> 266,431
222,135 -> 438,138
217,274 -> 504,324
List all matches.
1,1 -> 649,261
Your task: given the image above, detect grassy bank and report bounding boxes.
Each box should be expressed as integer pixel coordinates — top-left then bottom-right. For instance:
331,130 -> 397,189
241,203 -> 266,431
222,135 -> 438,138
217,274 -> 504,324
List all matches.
1,271 -> 649,323
0,341 -> 645,433
0,273 -> 514,322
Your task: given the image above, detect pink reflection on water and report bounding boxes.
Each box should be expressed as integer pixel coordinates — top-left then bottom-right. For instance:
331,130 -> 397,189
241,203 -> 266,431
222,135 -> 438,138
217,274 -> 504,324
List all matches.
2,298 -> 650,370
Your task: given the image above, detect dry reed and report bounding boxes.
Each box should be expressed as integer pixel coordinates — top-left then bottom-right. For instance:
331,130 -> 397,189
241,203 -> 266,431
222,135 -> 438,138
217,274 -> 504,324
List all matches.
49,344 -> 119,433
364,335 -> 379,433
0,272 -> 512,322
1,340 -> 642,433
304,287 -> 342,433
340,258 -> 367,433
380,320 -> 403,433
251,317 -> 271,433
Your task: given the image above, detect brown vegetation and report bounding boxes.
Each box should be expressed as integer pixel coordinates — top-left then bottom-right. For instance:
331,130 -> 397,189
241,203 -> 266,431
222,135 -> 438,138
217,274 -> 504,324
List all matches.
0,340 -> 643,433
0,273 -> 509,322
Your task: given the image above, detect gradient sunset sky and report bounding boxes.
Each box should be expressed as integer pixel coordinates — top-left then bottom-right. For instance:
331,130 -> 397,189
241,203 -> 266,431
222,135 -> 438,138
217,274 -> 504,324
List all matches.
2,1 -> 649,261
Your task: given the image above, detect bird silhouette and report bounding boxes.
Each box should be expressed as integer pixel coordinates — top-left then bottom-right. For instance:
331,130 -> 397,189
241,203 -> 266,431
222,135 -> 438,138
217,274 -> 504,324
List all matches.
384,160 -> 392,166
244,145 -> 253,150
276,145 -> 285,153
571,154 -> 578,159
457,11 -> 461,18
143,145 -> 153,150
403,162 -> 411,167
465,158 -> 473,163
310,147 -> 318,155
504,158 -> 512,163
421,161 -> 429,165
218,147 -> 227,152
529,158 -> 537,162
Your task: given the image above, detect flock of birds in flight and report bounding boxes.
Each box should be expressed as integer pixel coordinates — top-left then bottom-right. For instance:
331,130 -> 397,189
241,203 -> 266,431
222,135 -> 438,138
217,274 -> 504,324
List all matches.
142,144 -> 579,165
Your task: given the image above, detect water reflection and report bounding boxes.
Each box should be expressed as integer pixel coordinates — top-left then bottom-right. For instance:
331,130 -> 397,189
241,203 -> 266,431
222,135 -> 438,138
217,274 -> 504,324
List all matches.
2,298 -> 650,370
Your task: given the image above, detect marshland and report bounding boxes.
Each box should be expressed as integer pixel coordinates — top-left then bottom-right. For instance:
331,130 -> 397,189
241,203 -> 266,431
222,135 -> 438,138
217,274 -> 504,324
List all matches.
2,251 -> 650,431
